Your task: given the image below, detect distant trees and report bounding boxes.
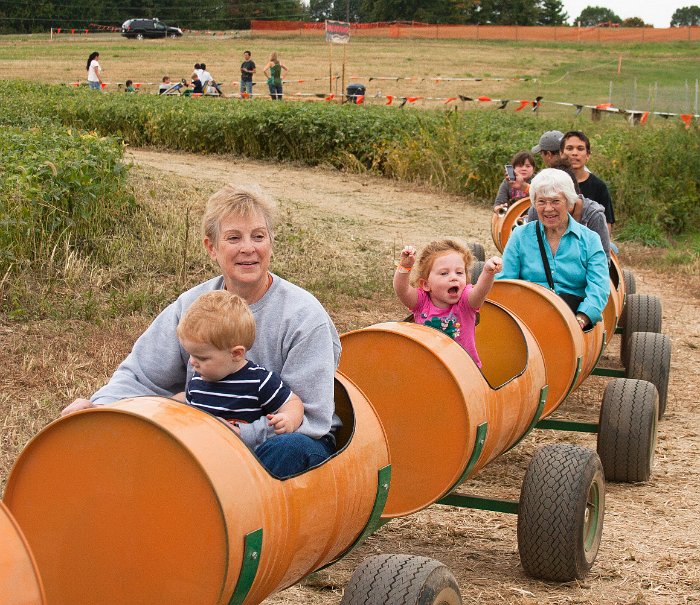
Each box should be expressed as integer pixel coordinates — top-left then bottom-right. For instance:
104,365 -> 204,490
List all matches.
309,0 -> 568,25
621,17 -> 648,28
575,6 -> 621,27
671,5 -> 700,26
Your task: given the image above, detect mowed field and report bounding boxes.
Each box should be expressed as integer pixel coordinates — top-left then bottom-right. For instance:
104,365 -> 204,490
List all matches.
1,33 -> 699,605
0,32 -> 699,115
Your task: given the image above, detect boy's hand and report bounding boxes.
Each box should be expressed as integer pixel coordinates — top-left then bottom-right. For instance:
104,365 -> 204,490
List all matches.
267,412 -> 297,434
484,256 -> 503,275
399,245 -> 417,269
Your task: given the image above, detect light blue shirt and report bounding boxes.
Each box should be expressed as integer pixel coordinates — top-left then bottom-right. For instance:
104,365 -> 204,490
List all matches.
497,216 -> 610,325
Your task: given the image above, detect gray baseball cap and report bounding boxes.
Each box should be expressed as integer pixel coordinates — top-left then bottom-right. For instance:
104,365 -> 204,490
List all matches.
531,130 -> 564,153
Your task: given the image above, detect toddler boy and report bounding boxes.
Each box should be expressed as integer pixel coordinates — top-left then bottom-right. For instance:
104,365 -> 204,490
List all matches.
175,290 -> 304,444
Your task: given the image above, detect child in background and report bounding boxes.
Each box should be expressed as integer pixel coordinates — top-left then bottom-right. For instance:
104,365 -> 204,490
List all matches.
124,79 -> 137,93
493,150 -> 536,210
158,76 -> 171,94
393,239 -> 502,367
175,290 -> 304,447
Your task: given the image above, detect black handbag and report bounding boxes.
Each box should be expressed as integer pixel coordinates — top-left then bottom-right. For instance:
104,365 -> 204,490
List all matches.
535,221 -> 584,315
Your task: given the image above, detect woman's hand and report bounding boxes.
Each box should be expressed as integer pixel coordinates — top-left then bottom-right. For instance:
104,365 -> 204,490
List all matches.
510,175 -> 526,191
575,313 -> 590,330
493,203 -> 508,214
61,398 -> 95,416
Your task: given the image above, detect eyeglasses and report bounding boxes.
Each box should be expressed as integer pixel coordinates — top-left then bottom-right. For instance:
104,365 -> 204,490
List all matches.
535,198 -> 566,208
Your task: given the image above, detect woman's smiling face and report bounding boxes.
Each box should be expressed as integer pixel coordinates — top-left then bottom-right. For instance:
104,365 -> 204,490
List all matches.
204,210 -> 272,292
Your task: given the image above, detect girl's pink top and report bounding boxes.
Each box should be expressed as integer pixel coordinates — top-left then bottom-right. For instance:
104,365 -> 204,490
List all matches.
411,284 -> 481,367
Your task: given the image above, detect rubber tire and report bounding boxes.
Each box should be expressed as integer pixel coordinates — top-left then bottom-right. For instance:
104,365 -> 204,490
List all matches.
625,332 -> 671,418
470,261 -> 485,285
518,444 -> 605,582
136,33 -> 144,40
467,241 -> 485,262
340,554 -> 462,605
622,268 -> 636,296
597,378 -> 658,482
620,294 -> 662,366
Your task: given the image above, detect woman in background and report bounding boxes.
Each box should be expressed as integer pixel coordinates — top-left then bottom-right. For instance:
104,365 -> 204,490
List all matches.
263,51 -> 288,100
86,52 -> 103,91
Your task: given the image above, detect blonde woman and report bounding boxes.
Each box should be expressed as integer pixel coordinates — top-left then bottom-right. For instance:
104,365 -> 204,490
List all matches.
263,51 -> 288,100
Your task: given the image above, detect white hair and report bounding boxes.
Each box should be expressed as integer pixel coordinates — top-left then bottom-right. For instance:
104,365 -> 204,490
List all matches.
530,168 -> 578,210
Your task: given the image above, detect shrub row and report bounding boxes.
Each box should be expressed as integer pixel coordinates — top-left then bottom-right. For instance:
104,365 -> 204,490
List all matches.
0,123 -> 134,275
2,82 -> 698,236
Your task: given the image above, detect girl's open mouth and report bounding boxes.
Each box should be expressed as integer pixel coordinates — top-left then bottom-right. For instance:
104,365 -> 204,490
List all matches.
448,286 -> 459,295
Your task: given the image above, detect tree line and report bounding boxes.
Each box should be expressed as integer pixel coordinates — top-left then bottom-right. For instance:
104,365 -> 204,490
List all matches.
1,0 -> 699,33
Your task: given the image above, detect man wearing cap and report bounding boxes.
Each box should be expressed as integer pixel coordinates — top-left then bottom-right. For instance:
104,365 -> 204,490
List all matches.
531,130 -> 564,167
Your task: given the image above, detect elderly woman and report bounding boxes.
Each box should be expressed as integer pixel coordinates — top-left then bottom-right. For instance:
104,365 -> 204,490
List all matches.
498,168 -> 610,330
62,184 -> 341,478
525,159 -> 611,261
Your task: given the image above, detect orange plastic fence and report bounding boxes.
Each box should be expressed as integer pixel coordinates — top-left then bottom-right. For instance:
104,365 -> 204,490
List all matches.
251,21 -> 700,43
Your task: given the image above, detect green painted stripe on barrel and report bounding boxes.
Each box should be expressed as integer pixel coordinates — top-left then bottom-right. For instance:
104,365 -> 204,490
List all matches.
228,528 -> 263,605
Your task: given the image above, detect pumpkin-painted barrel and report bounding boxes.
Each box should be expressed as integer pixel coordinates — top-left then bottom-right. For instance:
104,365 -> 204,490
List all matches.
487,280 -> 605,417
338,300 -> 547,518
0,501 -> 46,605
491,197 -> 531,253
4,376 -> 389,605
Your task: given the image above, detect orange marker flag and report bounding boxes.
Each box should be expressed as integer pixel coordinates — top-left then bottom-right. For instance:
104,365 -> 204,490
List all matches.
640,111 -> 649,124
406,96 -> 421,103
100,83 -> 107,89
297,80 -> 305,83
680,114 -> 693,129
444,97 -> 457,104
325,94 -> 335,102
386,95 -> 394,105
241,92 -> 249,99
477,95 -> 492,102
515,100 -> 529,112
356,95 -> 365,104
135,83 -> 142,88
595,103 -> 613,109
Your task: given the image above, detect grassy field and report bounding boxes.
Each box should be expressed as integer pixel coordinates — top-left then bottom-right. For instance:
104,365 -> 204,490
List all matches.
0,33 -> 698,115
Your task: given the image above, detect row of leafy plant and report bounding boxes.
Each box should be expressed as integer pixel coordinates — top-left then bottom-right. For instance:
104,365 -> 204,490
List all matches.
0,121 -> 134,278
2,82 -> 699,240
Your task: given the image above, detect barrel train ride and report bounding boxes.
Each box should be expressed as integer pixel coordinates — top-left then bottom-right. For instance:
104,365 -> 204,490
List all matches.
2,233 -> 670,605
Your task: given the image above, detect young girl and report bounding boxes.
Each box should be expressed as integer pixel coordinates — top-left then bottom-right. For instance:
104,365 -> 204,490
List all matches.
493,150 -> 536,209
393,239 -> 502,367
86,51 -> 102,91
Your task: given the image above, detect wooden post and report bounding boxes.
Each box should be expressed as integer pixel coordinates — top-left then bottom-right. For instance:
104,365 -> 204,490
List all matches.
341,44 -> 346,104
329,42 -> 333,95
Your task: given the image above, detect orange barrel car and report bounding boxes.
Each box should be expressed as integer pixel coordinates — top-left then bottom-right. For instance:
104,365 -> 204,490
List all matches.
490,206 -> 670,420
0,501 -> 46,605
339,299 -> 605,586
3,377 -> 389,605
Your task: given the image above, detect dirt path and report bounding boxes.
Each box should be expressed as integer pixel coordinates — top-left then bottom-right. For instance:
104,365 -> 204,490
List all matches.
130,149 -> 700,605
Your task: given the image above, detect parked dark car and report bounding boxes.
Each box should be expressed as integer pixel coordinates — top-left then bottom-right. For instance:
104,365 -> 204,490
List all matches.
121,18 -> 183,39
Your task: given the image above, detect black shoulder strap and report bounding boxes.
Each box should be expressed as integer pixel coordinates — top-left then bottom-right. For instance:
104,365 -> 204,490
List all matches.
535,221 -> 555,291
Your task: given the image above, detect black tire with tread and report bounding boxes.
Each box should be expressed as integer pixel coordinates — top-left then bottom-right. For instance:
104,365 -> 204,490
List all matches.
620,294 -> 662,365
622,268 -> 636,296
340,554 -> 462,605
467,241 -> 486,262
597,378 -> 658,482
470,261 -> 485,285
625,332 -> 671,418
518,444 -> 605,582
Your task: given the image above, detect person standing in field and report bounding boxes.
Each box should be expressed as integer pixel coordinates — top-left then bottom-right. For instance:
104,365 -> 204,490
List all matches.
86,51 -> 103,91
240,50 -> 256,98
263,51 -> 288,101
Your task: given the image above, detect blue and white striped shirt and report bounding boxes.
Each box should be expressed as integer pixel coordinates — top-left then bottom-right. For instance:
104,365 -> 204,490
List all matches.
185,361 -> 292,424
